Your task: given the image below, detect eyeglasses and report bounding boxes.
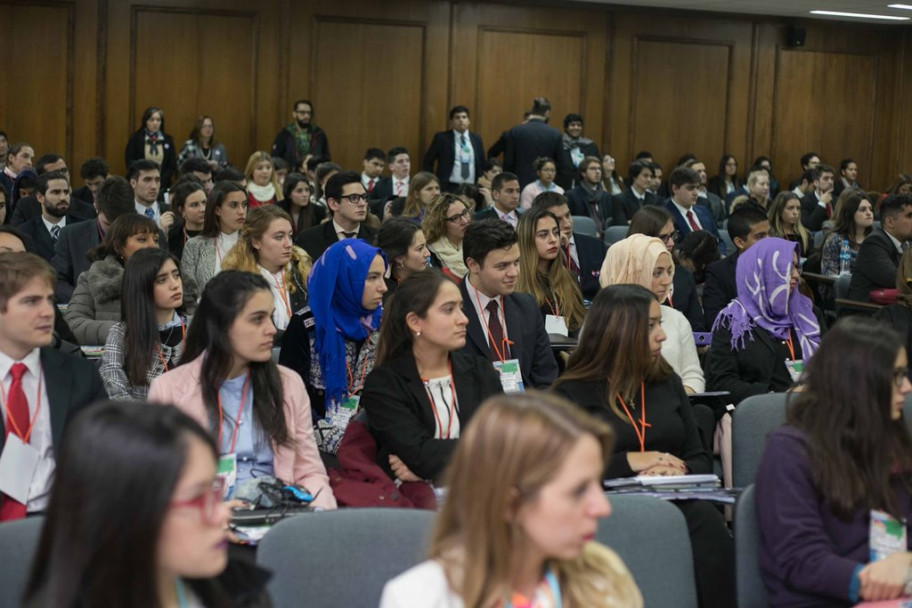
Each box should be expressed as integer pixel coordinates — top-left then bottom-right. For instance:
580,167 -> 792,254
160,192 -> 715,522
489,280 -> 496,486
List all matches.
446,209 -> 471,223
894,368 -> 910,388
336,193 -> 368,204
658,231 -> 679,244
171,477 -> 227,523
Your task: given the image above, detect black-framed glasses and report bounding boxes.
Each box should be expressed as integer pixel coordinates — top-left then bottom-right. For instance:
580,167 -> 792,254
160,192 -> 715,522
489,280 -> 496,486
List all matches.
446,209 -> 471,223
337,193 -> 368,204
894,368 -> 910,388
658,231 -> 679,244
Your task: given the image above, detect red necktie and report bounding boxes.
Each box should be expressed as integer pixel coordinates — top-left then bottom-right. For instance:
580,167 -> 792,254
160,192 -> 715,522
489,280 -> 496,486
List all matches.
826,202 -> 832,218
562,243 -> 580,276
0,363 -> 30,521
485,300 -> 508,361
395,181 -> 403,197
686,210 -> 700,232
367,179 -> 375,193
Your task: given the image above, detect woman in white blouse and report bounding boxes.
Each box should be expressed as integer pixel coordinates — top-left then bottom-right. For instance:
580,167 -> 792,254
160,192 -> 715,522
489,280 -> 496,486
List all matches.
181,181 -> 248,292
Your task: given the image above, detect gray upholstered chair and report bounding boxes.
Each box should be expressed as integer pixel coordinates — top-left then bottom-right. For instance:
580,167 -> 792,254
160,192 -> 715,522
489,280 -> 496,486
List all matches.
0,516 -> 44,608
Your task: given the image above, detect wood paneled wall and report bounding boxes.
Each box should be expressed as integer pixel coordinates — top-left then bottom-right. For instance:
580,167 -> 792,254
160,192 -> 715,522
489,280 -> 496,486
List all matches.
1,0 -> 909,191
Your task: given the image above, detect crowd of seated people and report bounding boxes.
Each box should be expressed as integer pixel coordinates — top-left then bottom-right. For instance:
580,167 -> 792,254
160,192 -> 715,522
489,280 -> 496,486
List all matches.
5,94 -> 912,607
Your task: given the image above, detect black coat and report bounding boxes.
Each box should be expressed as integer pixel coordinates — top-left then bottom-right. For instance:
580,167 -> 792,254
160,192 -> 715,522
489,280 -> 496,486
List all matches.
271,124 -> 331,169
611,189 -> 658,226
458,280 -> 559,389
124,130 -> 178,188
556,140 -> 600,190
849,228 -> 902,301
567,185 -> 614,232
671,266 -> 706,332
10,194 -> 95,227
503,118 -> 563,188
573,232 -> 607,301
421,130 -> 485,189
800,191 -> 830,232
293,221 -> 377,263
360,351 -> 502,482
17,215 -> 89,262
51,218 -> 103,302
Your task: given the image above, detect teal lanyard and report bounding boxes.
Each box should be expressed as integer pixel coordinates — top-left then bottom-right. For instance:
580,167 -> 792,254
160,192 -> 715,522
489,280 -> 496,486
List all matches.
175,578 -> 188,608
505,568 -> 563,608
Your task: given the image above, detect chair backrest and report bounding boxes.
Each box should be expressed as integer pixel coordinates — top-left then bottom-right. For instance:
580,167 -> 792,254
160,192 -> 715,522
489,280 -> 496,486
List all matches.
732,393 -> 788,488
257,508 -> 436,608
596,494 -> 697,608
604,225 -> 630,246
834,273 -> 852,300
718,229 -> 735,255
735,485 -> 769,608
813,230 -> 825,249
0,517 -> 44,608
571,215 -> 598,237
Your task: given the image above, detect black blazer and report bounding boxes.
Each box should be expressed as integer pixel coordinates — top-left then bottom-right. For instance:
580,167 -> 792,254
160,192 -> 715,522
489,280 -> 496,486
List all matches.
458,279 -> 559,389
472,206 -> 521,223
611,189 -> 657,226
422,130 -> 484,188
800,191 -> 830,232
360,351 -> 502,482
671,266 -> 706,332
17,215 -> 89,262
849,227 -> 903,301
124,130 -> 178,189
573,232 -> 607,301
293,220 -> 377,262
51,218 -> 102,302
706,175 -> 742,200
503,118 -> 563,188
701,253 -> 738,329
368,176 -> 394,206
10,194 -> 95,227
556,140 -> 599,190
566,185 -> 614,232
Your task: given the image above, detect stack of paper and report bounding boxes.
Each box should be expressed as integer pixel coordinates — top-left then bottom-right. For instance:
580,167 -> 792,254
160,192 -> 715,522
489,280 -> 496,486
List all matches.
604,474 -> 741,504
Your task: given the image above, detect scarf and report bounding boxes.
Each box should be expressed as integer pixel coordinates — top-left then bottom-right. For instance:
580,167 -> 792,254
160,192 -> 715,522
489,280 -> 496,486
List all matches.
247,182 -> 276,203
712,238 -> 820,357
561,132 -> 594,151
429,236 -> 467,277
307,239 -> 387,406
145,129 -> 163,156
898,247 -> 912,307
580,180 -> 603,204
598,234 -> 673,301
287,123 -> 313,159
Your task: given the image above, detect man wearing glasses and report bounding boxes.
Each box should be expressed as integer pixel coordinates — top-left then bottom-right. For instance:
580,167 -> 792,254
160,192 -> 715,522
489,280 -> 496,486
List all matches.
271,99 -> 331,171
294,171 -> 377,261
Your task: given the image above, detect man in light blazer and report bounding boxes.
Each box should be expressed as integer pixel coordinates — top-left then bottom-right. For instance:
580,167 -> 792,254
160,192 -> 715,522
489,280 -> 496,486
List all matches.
422,105 -> 485,194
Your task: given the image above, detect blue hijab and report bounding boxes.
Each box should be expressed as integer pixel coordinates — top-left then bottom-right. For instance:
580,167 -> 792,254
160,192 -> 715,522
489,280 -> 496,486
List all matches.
307,239 -> 386,406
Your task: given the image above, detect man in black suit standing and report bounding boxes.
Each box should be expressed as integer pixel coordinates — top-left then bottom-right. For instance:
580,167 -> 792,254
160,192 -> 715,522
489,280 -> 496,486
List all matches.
0,252 -> 105,520
800,164 -> 836,232
531,191 -> 606,301
17,172 -> 88,263
612,160 -> 657,226
555,113 -> 599,190
504,97 -> 563,188
849,194 -> 912,301
422,105 -> 484,194
294,171 -> 377,262
567,157 -> 613,238
459,219 -> 558,390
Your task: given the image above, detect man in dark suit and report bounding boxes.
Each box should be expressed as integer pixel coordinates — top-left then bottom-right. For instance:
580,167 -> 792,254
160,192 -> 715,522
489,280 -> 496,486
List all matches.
368,146 -> 410,217
458,219 -> 558,390
612,160 -> 657,226
71,157 -> 109,205
531,191 -> 606,301
474,172 -> 522,228
555,113 -> 599,190
787,151 -> 820,192
295,171 -> 378,262
0,252 -> 106,519
849,194 -> 912,301
129,160 -> 173,234
664,166 -> 726,256
10,154 -> 96,226
52,176 -> 136,302
702,207 -> 770,328
17,172 -> 88,263
422,105 -> 484,194
800,164 -> 836,232
688,159 -> 726,227
503,97 -> 563,188
567,157 -> 614,239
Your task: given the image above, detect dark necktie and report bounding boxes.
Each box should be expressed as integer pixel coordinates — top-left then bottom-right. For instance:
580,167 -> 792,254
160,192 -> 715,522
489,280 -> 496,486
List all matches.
50,225 -> 60,244
342,231 -> 356,240
459,134 -> 470,180
485,300 -> 507,361
0,364 -> 30,521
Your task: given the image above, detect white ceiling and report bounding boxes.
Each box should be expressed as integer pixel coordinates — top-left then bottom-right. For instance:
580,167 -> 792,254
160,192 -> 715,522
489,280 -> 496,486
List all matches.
574,0 -> 912,23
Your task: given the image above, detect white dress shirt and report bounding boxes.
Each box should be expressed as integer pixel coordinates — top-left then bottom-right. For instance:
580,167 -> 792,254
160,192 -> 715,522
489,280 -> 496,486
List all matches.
465,278 -> 509,347
448,130 -> 476,185
135,199 -> 161,223
672,200 -> 703,230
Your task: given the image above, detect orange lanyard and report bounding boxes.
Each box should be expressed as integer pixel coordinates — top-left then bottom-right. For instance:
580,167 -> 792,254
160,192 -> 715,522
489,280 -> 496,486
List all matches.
422,362 -> 457,439
616,381 -> 650,452
784,335 -> 796,361
270,272 -> 292,318
545,297 -> 560,316
155,317 -> 185,372
345,339 -> 372,395
216,372 -> 251,453
0,368 -> 43,443
472,287 -> 511,362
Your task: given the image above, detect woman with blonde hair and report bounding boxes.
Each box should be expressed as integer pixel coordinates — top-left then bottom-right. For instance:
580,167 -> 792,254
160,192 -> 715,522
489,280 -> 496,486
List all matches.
381,391 -> 643,608
385,171 -> 440,223
221,205 -> 310,333
516,206 -> 586,336
768,191 -> 812,258
243,151 -> 282,208
422,193 -> 471,280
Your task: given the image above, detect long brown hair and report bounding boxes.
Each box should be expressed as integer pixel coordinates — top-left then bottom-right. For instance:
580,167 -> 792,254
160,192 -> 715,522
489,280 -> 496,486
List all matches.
402,171 -> 439,219
422,193 -> 466,244
830,187 -> 873,245
767,191 -> 810,252
554,285 -> 672,411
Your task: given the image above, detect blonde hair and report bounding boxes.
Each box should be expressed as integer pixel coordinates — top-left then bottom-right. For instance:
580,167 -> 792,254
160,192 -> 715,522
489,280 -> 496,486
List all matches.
430,392 -> 642,608
243,151 -> 284,201
422,193 -> 467,244
221,205 -> 311,292
515,209 -> 586,332
402,171 -> 439,219
767,191 -> 810,252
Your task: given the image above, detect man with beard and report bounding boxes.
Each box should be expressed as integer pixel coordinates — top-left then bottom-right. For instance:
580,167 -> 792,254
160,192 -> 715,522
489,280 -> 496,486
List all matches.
17,172 -> 88,262
271,99 -> 331,170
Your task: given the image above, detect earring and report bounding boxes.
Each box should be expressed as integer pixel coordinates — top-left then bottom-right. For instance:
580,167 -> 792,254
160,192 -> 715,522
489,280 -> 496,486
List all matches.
397,261 -> 404,270
415,331 -> 421,337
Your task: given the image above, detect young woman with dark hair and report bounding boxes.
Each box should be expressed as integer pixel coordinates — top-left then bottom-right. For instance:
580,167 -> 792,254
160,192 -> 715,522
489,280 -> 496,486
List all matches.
553,284 -> 734,608
707,154 -> 741,199
149,270 -> 336,509
756,317 -> 912,606
124,106 -> 178,188
181,181 -> 248,291
361,269 -> 502,484
100,248 -> 188,400
833,157 -> 861,198
177,115 -> 230,171
23,401 -> 270,607
519,157 -> 564,210
820,187 -> 875,276
278,172 -> 325,234
166,179 -> 207,261
65,214 -> 162,345
377,218 -> 429,301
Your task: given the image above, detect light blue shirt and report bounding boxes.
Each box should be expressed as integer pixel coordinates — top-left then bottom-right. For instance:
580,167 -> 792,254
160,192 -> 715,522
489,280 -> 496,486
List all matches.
218,373 -> 274,485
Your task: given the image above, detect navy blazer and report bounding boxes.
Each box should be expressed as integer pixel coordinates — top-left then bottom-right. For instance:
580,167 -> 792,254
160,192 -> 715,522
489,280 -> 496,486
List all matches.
51,218 -> 102,302
663,199 -> 726,256
422,130 -> 484,189
702,253 -> 738,329
503,118 -> 563,188
611,189 -> 658,226
457,279 -> 558,389
567,185 -> 614,233
293,220 -> 377,262
18,215 -> 89,263
573,232 -> 607,301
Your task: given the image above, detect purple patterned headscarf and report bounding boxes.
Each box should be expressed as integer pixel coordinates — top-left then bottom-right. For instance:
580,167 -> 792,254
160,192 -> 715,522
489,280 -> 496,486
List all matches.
712,238 -> 821,357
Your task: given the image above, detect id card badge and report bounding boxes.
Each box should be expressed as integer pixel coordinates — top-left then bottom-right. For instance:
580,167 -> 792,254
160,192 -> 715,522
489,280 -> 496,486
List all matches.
330,395 -> 359,432
217,453 -> 237,500
785,359 -> 805,383
870,510 -> 907,562
493,359 -> 525,394
0,434 -> 39,504
545,315 -> 569,337
570,147 -> 584,167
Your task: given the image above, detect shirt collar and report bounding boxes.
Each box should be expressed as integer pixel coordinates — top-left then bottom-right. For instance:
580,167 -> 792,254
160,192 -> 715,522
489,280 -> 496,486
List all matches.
672,199 -> 695,219
333,219 -> 359,237
0,347 -> 41,382
465,274 -> 501,310
885,228 -> 904,254
41,215 -> 66,233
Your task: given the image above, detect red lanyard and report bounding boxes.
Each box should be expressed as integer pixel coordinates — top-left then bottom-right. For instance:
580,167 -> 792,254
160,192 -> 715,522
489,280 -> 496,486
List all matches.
345,339 -> 372,394
545,297 -> 560,316
0,368 -> 43,443
422,361 -> 457,439
217,372 -> 251,453
471,287 -> 511,362
616,381 -> 650,452
784,335 -> 796,361
155,317 -> 185,372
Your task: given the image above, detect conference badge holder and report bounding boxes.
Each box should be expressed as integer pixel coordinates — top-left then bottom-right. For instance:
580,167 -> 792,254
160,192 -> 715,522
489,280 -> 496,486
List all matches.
870,509 -> 907,562
330,395 -> 359,432
0,434 -> 38,504
218,453 -> 237,500
545,314 -> 569,337
784,359 -> 805,383
493,359 -> 524,393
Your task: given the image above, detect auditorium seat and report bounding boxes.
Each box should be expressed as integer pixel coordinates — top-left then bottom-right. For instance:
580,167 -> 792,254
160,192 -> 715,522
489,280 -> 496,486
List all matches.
0,516 -> 43,608
734,485 -> 768,608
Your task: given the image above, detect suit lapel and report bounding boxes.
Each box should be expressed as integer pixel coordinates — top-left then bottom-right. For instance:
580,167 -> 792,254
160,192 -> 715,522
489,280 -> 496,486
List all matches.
40,349 -> 71,447
502,294 -> 524,360
460,281 -> 489,355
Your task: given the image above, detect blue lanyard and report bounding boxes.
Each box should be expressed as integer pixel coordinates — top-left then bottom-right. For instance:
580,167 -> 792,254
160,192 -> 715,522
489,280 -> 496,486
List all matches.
505,568 -> 562,608
176,578 -> 188,608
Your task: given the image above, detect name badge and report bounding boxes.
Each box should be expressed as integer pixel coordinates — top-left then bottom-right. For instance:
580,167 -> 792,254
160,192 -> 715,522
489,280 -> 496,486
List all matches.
784,359 -> 805,383
329,395 -> 360,433
218,453 -> 237,500
493,359 -> 524,394
0,435 -> 39,505
570,147 -> 585,167
545,315 -> 569,337
870,509 -> 907,562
